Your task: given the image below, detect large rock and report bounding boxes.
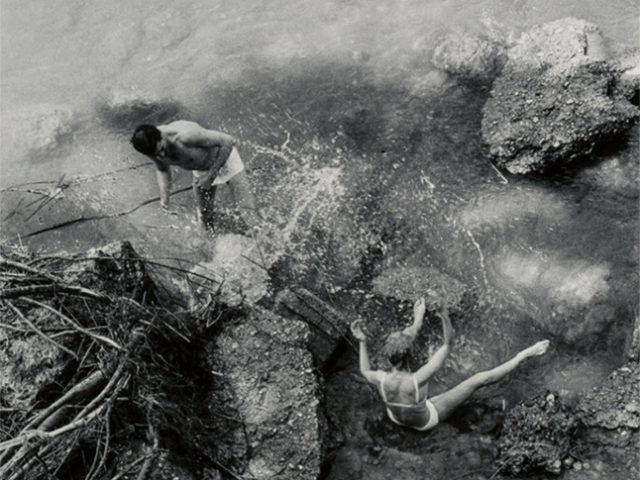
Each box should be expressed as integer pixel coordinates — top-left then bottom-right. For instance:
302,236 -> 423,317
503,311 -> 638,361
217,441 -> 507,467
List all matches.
276,287 -> 349,368
206,306 -> 324,480
371,263 -> 467,312
499,392 -> 578,475
431,30 -> 506,84
574,361 -> 640,478
482,18 -> 639,174
191,234 -> 270,307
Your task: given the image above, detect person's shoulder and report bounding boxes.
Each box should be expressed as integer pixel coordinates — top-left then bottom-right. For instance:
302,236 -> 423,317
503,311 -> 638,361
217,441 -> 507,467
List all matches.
162,120 -> 203,134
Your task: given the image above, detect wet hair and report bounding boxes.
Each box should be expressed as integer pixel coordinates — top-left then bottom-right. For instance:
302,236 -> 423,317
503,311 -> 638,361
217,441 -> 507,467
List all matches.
382,332 -> 412,370
130,124 -> 162,156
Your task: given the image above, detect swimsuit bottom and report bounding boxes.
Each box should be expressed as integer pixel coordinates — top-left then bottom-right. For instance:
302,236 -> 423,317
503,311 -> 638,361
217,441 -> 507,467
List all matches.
192,147 -> 244,185
386,399 -> 439,431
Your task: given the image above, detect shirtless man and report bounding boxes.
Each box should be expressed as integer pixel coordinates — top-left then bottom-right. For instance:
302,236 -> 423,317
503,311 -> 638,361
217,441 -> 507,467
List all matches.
351,297 -> 550,431
130,121 -> 258,228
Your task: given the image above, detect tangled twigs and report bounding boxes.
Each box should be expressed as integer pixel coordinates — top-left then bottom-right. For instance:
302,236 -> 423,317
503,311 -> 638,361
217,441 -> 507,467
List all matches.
135,425 -> 160,480
6,301 -> 78,359
0,284 -> 111,303
20,298 -> 124,351
0,256 -> 111,303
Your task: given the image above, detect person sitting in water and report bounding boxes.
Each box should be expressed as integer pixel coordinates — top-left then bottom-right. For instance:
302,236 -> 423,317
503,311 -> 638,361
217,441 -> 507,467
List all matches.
350,297 -> 550,431
130,120 -> 258,229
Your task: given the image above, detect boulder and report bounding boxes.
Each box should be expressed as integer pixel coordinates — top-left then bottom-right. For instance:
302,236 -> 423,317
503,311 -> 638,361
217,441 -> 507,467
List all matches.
613,48 -> 640,104
206,306 -> 324,480
0,334 -> 69,411
499,392 -> 578,475
574,361 -> 640,479
276,287 -> 349,368
431,30 -> 506,84
371,263 -> 467,312
481,18 -> 639,174
191,234 -> 270,307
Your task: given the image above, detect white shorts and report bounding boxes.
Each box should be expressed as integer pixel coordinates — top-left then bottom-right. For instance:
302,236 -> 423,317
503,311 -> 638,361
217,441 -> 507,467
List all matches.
192,147 -> 245,185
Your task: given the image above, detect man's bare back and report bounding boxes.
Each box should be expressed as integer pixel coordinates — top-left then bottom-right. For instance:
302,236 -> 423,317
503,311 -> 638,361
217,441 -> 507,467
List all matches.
156,121 -> 227,172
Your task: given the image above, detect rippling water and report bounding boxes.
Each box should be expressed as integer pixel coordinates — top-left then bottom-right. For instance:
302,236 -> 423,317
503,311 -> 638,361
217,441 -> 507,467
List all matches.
1,0 -> 639,396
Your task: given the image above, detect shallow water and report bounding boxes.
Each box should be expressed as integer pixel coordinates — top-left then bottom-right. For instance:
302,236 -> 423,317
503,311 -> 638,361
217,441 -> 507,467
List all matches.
1,0 -> 639,450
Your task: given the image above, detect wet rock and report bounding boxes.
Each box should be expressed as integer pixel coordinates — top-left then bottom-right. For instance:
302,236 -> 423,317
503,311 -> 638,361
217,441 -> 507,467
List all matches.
371,263 -> 467,312
276,287 -> 349,368
431,30 -> 506,84
458,185 -> 571,231
65,240 -> 157,302
489,249 -> 613,344
574,361 -> 640,479
577,362 -> 640,434
481,18 -> 639,174
577,153 -> 639,199
499,392 -> 578,475
0,334 -> 69,411
613,48 -> 640,104
96,89 -> 183,130
192,234 -> 270,307
4,104 -> 76,156
207,306 -> 323,480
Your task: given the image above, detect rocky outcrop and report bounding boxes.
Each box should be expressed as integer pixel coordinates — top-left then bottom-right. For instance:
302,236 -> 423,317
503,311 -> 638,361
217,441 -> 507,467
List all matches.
431,30 -> 506,84
371,263 -> 467,311
482,18 -> 639,174
498,392 -> 578,475
276,287 -> 350,368
191,234 -> 270,307
207,306 -> 324,480
613,48 -> 640,104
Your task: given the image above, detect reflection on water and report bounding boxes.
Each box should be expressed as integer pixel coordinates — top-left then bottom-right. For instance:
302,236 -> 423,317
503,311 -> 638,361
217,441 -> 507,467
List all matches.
1,0 -> 638,401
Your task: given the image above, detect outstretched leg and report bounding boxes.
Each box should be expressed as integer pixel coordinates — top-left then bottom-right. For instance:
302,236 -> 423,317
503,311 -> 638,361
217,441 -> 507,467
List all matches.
430,340 -> 549,421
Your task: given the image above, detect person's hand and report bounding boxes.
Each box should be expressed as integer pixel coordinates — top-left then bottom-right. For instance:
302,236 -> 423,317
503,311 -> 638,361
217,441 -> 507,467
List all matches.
160,203 -> 178,216
413,297 -> 426,319
350,319 -> 366,342
196,174 -> 214,189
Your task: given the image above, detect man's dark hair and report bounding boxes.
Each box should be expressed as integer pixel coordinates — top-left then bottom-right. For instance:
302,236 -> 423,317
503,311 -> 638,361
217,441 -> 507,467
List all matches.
131,125 -> 161,156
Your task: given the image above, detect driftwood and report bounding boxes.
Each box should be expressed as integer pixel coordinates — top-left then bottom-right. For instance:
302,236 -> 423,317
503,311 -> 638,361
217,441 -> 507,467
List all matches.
0,246 -> 220,479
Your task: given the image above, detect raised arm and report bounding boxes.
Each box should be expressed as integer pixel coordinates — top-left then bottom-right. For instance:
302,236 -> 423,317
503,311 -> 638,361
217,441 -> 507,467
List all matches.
350,319 -> 383,386
402,297 -> 426,338
414,302 -> 454,384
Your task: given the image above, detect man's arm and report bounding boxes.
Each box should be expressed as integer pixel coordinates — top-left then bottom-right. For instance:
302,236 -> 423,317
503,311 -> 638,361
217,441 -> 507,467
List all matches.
414,304 -> 454,384
154,162 -> 172,209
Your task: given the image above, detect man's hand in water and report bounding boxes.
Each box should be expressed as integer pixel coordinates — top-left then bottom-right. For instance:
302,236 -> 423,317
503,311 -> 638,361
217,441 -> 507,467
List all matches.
161,203 -> 178,216
350,319 -> 366,342
195,174 -> 215,189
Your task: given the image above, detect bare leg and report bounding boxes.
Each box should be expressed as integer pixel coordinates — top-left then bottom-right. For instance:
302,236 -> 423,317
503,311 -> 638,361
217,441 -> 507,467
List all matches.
430,340 -> 549,421
228,171 -> 259,229
194,182 -> 218,228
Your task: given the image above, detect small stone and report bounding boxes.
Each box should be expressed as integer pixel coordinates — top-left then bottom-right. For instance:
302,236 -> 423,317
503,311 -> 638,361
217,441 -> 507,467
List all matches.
574,462 -> 583,471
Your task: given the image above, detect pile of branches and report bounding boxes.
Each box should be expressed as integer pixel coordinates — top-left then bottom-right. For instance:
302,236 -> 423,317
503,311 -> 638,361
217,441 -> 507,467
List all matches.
0,243 -> 222,480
